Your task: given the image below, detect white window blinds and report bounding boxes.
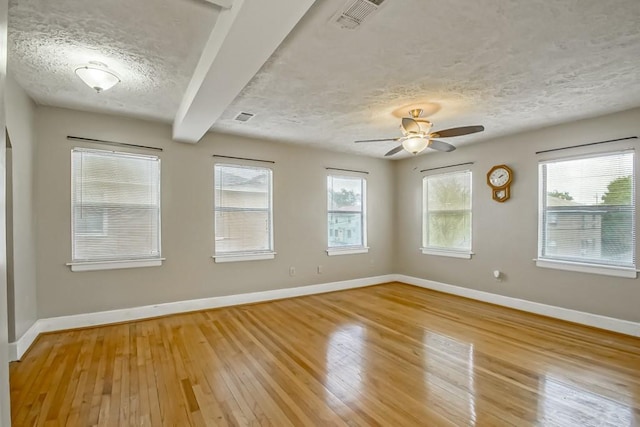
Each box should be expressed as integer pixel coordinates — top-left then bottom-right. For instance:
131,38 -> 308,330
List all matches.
214,164 -> 273,255
327,175 -> 366,249
71,148 -> 161,262
423,170 -> 472,252
539,151 -> 635,268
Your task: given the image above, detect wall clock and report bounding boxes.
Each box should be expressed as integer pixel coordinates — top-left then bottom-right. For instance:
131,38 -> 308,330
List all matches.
487,165 -> 513,202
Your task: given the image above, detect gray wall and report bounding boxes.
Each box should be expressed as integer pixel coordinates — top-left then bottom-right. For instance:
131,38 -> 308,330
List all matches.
5,74 -> 37,341
29,103 -> 640,324
395,107 -> 640,322
35,107 -> 395,318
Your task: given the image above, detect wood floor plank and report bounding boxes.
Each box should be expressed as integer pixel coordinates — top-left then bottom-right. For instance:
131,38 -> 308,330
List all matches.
293,294 -> 515,425
243,301 -> 420,426
10,283 -> 640,426
231,308 -> 371,426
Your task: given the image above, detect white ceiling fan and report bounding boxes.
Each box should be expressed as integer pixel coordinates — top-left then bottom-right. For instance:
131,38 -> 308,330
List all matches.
355,109 -> 485,156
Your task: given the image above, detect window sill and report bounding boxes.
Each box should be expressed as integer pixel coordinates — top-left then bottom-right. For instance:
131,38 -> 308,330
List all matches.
213,252 -> 276,263
326,247 -> 369,256
67,258 -> 165,272
421,248 -> 473,259
535,258 -> 637,279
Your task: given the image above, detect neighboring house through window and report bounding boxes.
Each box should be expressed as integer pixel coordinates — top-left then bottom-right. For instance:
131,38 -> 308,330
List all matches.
422,170 -> 472,258
214,163 -> 274,262
327,175 -> 368,255
74,209 -> 106,236
70,148 -> 162,271
538,150 -> 636,277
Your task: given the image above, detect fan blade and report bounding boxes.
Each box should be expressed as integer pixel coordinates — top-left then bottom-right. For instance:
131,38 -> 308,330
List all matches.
401,118 -> 420,134
429,139 -> 456,152
354,137 -> 401,143
385,145 -> 404,156
431,125 -> 484,138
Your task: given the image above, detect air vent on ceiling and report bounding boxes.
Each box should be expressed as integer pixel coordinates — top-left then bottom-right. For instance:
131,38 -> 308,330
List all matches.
330,0 -> 386,30
234,112 -> 255,122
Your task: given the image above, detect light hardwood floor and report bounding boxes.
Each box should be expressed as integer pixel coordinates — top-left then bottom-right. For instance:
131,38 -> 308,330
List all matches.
9,283 -> 640,426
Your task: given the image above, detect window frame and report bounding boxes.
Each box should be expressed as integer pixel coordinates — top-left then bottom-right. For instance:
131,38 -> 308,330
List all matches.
67,147 -> 164,272
326,174 -> 369,256
536,150 -> 637,278
213,163 -> 275,263
421,169 -> 473,259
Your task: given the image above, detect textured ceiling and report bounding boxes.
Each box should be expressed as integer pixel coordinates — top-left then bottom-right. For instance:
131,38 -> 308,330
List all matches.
8,0 -> 218,122
212,0 -> 640,157
8,0 -> 640,158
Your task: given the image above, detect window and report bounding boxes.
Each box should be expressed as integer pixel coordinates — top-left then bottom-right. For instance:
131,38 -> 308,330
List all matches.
214,164 -> 274,262
74,209 -> 106,236
538,150 -> 635,277
327,175 -> 367,255
70,148 -> 162,271
422,170 -> 472,258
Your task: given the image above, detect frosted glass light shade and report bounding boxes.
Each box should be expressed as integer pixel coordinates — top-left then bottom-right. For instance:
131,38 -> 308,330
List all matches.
75,65 -> 121,93
402,136 -> 429,154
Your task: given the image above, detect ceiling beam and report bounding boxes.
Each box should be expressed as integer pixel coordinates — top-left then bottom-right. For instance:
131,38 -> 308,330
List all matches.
202,0 -> 233,9
173,0 -> 316,143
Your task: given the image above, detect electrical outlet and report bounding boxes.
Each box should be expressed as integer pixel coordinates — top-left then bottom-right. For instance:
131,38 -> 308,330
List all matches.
289,266 -> 296,276
317,265 -> 323,274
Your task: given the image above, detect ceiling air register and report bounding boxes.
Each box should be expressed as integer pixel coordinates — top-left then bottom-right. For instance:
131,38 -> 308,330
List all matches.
331,0 -> 386,30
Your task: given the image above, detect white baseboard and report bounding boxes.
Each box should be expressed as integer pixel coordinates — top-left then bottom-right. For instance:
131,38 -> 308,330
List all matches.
9,275 -> 395,361
8,321 -> 42,362
396,274 -> 640,338
10,273 -> 639,361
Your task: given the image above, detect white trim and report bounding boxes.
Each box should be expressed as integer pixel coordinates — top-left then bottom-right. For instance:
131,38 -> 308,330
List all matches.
8,321 -> 42,361
326,247 -> 370,256
420,248 -> 473,259
8,275 -> 395,360
9,273 -> 640,360
67,258 -> 165,272
213,252 -> 276,263
535,258 -> 637,279
395,274 -> 640,337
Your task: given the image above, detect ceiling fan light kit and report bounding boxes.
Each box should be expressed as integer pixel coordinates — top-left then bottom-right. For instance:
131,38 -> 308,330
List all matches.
75,61 -> 121,93
355,108 -> 485,156
401,136 -> 429,154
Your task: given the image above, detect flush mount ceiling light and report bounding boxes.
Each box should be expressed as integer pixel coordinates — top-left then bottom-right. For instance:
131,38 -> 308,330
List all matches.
74,61 -> 121,93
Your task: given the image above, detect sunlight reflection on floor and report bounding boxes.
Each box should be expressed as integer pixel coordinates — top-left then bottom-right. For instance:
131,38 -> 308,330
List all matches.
539,376 -> 633,426
326,324 -> 365,402
424,332 -> 477,425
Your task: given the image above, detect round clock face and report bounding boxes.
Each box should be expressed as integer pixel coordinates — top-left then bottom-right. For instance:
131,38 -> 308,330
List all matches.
489,167 -> 511,188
